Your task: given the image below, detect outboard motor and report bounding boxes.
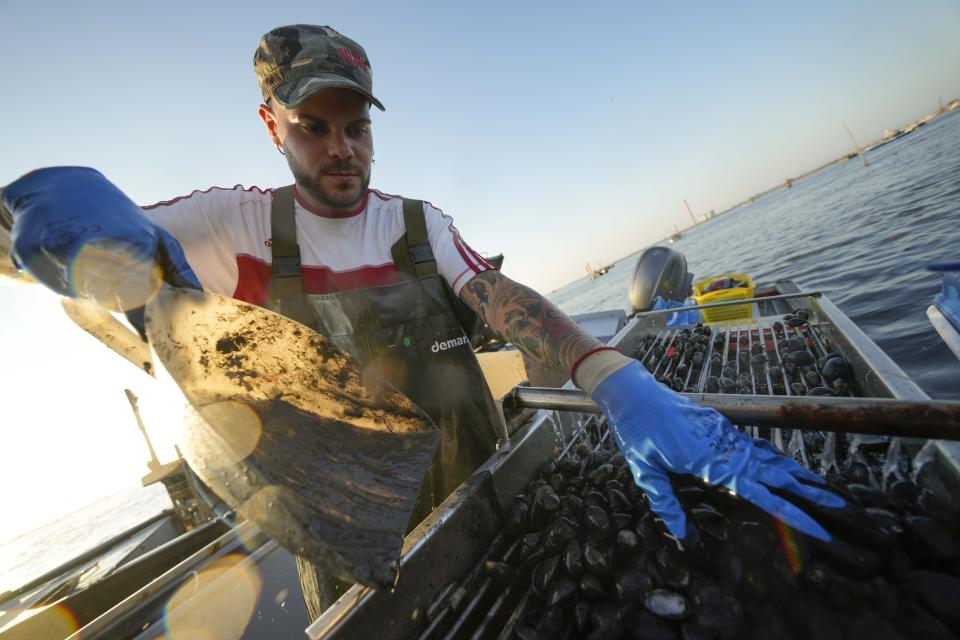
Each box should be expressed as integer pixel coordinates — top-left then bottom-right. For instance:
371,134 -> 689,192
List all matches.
628,247 -> 693,312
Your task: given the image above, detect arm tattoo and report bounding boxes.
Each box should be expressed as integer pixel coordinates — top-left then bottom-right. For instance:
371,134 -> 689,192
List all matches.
460,270 -> 603,373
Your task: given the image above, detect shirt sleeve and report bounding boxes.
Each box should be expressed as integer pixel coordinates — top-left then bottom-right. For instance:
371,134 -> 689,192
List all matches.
421,201 -> 495,295
141,188 -> 240,296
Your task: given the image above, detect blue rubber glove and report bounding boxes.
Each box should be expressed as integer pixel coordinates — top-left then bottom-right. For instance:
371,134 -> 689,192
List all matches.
3,167 -> 200,315
592,360 -> 845,542
651,296 -> 702,327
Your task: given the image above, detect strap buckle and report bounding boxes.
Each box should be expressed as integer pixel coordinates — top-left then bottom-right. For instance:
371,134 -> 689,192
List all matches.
272,256 -> 301,278
408,243 -> 434,264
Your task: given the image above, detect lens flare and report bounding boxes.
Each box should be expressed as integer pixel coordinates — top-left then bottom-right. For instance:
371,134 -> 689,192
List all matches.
0,604 -> 78,637
196,400 -> 264,467
775,517 -> 804,575
163,553 -> 261,640
70,241 -> 159,311
46,605 -> 80,636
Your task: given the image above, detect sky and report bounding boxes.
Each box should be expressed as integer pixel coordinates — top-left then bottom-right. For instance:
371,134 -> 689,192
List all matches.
0,0 -> 958,544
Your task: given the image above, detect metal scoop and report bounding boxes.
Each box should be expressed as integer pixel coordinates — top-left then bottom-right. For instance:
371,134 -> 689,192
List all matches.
65,287 -> 439,589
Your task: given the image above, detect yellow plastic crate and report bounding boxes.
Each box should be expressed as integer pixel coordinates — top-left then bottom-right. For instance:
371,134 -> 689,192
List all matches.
693,273 -> 756,322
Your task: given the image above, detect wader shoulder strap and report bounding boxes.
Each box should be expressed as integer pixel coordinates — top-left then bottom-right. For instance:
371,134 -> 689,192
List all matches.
390,199 -> 438,278
268,185 -> 314,326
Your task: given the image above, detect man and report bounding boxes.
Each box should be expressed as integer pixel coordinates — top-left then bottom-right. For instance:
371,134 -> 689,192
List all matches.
1,23 -> 841,609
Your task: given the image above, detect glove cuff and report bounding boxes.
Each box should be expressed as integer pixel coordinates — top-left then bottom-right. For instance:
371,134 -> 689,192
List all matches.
573,347 -> 633,395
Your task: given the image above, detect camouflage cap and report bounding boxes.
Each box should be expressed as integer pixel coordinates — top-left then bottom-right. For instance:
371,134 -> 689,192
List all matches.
254,25 -> 384,110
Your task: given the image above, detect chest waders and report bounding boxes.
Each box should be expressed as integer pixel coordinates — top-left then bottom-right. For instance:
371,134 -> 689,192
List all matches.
268,186 -> 504,616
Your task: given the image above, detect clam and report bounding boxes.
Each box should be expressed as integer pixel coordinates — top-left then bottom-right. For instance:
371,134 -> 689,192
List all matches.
534,484 -> 560,511
644,589 -> 691,621
610,512 -> 633,532
705,376 -> 719,393
805,386 -> 835,396
583,542 -> 610,577
508,496 -> 530,532
616,529 -> 640,554
589,602 -> 624,638
585,504 -> 611,540
531,555 -> 560,597
786,337 -> 807,352
832,378 -> 851,396
563,539 -> 585,578
614,569 -> 654,605
784,350 -> 815,366
545,576 -> 578,608
820,355 -> 853,381
579,573 -> 607,602
544,516 -> 579,551
709,357 -> 722,377
572,601 -> 592,635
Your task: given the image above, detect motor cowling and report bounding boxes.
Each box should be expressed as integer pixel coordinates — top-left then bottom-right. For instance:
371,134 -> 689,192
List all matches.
628,247 -> 692,312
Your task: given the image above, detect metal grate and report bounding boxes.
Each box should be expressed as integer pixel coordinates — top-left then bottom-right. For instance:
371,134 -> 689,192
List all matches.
632,319 -> 852,397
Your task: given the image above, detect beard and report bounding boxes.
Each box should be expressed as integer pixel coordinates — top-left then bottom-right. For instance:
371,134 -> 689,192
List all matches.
283,144 -> 371,211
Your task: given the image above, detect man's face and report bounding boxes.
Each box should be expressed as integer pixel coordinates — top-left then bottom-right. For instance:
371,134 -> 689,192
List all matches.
259,88 -> 373,211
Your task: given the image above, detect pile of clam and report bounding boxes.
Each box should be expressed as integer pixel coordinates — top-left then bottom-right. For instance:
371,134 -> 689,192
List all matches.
632,314 -> 856,398
497,441 -> 960,639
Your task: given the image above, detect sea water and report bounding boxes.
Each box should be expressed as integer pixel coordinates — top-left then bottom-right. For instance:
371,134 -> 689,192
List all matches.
551,108 -> 960,401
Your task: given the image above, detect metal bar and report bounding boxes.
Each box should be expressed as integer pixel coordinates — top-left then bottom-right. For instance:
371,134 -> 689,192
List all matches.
505,388 -> 960,441
695,328 -> 717,392
804,324 -> 830,359
634,291 -> 823,318
652,331 -> 677,378
761,325 -> 775,394
769,323 -> 790,395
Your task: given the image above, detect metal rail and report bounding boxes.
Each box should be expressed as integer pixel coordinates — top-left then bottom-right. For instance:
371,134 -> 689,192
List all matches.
505,387 -> 960,441
633,290 -> 823,318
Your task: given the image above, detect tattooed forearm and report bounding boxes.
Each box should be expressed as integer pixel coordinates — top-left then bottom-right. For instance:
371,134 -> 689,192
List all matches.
460,270 -> 603,373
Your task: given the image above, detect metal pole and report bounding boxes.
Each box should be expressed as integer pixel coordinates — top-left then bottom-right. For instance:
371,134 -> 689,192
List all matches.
842,121 -> 869,168
634,290 -> 822,318
125,388 -> 161,469
506,388 -> 960,441
683,199 -> 697,226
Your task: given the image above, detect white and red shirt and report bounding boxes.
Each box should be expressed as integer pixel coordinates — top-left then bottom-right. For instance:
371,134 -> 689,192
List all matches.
143,185 -> 493,305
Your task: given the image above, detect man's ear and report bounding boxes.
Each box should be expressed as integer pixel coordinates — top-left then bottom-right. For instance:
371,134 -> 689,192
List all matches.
258,102 -> 283,149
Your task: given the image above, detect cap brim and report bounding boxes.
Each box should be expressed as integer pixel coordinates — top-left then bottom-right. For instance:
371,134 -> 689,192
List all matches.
273,74 -> 385,111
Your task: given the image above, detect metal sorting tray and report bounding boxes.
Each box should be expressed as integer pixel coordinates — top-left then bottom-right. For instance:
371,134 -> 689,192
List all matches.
616,282 -> 929,402
634,317 -> 845,397
307,285 -> 960,639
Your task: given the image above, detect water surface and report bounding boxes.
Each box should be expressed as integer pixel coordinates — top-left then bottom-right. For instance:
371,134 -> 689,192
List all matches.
551,109 -> 960,400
